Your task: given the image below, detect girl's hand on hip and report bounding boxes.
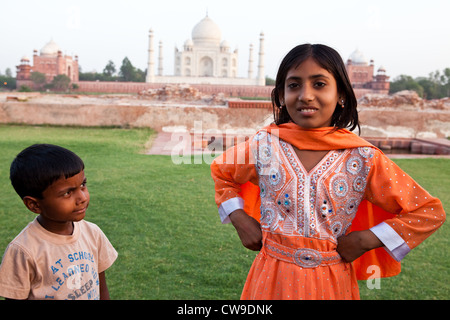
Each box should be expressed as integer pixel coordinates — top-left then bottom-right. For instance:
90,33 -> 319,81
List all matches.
230,209 -> 262,251
337,230 -> 383,262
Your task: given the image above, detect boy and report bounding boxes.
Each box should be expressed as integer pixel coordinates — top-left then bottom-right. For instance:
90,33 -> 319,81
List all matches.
0,144 -> 118,300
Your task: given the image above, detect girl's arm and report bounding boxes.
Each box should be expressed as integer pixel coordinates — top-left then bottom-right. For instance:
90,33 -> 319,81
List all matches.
211,140 -> 259,223
339,149 -> 445,262
229,209 -> 262,251
211,140 -> 262,250
337,230 -> 383,262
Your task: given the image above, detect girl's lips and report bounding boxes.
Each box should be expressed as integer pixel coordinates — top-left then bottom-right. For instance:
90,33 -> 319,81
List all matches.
297,107 -> 318,115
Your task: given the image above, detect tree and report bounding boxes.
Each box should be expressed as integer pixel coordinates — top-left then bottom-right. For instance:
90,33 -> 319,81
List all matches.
50,74 -> 71,91
389,75 -> 424,97
30,72 -> 47,90
441,68 -> 450,97
416,77 -> 437,100
103,60 -> 116,77
390,69 -> 450,99
119,57 -> 146,82
119,57 -> 136,81
265,76 -> 275,86
0,75 -> 16,90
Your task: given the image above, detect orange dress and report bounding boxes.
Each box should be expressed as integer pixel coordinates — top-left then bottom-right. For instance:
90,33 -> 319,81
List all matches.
211,123 -> 445,300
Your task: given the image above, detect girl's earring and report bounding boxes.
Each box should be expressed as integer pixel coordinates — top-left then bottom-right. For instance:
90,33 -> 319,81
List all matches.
340,99 -> 345,108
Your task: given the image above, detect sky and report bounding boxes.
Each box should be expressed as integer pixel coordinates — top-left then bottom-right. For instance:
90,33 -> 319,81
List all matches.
1,0 -> 449,80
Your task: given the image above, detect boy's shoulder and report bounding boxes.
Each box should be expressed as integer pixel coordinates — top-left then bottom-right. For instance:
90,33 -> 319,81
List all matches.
76,219 -> 106,239
6,218 -> 104,252
6,218 -> 40,251
77,219 -> 101,231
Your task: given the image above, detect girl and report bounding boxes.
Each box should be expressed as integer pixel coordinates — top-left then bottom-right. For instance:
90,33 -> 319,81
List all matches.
211,44 -> 445,300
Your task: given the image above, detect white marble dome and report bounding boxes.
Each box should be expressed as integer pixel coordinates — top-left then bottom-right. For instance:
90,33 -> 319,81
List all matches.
349,49 -> 368,65
40,39 -> 61,57
191,16 -> 222,46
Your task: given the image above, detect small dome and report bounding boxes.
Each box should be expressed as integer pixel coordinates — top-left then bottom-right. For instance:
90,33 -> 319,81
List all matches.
20,55 -> 30,62
349,49 -> 368,65
192,16 -> 221,46
220,40 -> 230,48
40,39 -> 61,57
377,66 -> 386,74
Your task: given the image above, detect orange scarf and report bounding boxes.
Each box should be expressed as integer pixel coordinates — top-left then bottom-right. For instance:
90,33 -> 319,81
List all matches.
239,123 -> 401,280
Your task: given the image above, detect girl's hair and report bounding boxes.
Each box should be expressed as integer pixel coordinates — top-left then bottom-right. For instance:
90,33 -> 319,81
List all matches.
271,43 -> 359,132
10,144 -> 85,199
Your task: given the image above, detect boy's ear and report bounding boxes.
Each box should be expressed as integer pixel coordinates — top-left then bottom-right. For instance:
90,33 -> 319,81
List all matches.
23,196 -> 42,214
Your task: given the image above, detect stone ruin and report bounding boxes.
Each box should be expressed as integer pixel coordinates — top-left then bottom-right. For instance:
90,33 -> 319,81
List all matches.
358,90 -> 450,110
138,84 -> 227,105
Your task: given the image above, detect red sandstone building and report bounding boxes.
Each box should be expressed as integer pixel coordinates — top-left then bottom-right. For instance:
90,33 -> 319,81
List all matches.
345,49 -> 390,97
16,39 -> 79,87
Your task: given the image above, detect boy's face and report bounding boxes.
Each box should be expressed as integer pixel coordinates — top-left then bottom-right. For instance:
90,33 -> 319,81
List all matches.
28,170 -> 89,232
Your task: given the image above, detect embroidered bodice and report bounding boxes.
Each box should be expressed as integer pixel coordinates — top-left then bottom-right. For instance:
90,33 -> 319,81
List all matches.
212,124 -> 445,285
251,131 -> 375,243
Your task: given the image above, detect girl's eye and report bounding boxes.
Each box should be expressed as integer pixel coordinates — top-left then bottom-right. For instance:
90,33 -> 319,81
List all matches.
315,81 -> 326,87
287,83 -> 299,89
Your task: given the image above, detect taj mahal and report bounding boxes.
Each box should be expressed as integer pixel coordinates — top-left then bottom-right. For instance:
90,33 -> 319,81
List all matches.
15,13 -> 389,97
145,14 -> 266,86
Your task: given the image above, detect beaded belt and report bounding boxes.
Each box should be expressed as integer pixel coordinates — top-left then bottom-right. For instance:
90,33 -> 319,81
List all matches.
264,238 -> 342,268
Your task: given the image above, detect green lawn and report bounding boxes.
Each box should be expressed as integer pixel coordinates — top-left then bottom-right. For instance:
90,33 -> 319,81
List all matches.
0,125 -> 448,300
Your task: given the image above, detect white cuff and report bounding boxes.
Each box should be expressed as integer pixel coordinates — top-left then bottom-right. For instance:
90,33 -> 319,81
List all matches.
370,222 -> 411,261
218,197 -> 244,224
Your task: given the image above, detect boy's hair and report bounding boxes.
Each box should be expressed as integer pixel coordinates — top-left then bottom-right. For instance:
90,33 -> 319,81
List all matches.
10,144 -> 85,199
271,43 -> 359,132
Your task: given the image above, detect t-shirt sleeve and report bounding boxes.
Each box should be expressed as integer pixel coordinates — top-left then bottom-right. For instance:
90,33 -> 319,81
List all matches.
0,243 -> 35,299
94,227 -> 118,274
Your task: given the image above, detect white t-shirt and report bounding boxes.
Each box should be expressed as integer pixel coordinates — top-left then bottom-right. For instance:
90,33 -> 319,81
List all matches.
0,218 -> 118,300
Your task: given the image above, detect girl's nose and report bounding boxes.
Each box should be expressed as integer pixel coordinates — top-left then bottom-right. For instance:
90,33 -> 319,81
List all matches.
298,85 -> 314,103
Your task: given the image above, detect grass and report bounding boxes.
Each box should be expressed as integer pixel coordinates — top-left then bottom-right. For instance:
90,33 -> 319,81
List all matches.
0,124 -> 448,300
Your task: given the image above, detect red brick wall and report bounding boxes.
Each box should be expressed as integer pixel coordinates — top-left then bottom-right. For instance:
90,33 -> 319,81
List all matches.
15,78 -> 385,99
228,100 -> 272,108
74,81 -> 274,98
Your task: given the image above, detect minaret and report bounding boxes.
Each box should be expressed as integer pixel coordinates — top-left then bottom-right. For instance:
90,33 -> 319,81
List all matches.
158,40 -> 163,76
257,32 -> 265,86
248,44 -> 254,79
146,29 -> 155,83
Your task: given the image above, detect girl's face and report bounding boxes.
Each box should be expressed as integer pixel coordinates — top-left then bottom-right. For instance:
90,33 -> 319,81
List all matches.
281,57 -> 341,129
